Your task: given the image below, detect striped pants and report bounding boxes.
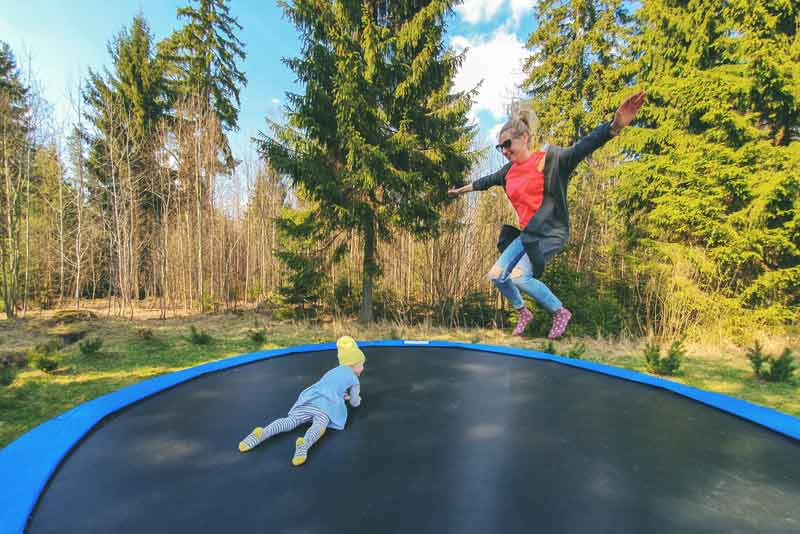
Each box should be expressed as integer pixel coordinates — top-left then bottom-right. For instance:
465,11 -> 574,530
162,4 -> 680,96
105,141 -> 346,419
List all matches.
264,405 -> 330,450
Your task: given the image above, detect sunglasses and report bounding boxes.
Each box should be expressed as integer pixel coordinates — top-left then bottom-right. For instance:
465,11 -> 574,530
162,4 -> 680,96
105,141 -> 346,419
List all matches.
495,138 -> 513,152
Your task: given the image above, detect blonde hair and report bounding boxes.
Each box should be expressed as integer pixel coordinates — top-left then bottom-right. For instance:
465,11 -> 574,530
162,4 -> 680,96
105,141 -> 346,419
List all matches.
499,100 -> 540,149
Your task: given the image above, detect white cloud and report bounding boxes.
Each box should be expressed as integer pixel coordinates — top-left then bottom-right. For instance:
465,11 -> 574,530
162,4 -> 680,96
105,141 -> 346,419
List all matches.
489,121 -> 505,143
455,0 -> 537,26
271,98 -> 280,105
451,29 -> 528,120
509,0 -> 536,26
454,0 -> 505,25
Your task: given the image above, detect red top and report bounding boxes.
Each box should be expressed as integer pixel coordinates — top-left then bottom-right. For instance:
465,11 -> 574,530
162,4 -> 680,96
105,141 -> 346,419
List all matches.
505,152 -> 545,228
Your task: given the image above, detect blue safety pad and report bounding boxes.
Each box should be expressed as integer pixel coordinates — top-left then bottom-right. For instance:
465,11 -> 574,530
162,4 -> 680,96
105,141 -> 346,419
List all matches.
1,340 -> 798,534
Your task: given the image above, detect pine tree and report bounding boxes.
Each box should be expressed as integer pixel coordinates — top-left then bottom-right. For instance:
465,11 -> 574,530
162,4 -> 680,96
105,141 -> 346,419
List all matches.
274,208 -> 329,317
112,16 -> 169,141
612,0 -> 800,330
728,0 -> 799,146
0,41 -> 31,318
84,15 -> 166,196
522,0 -> 634,143
260,0 -> 477,322
161,0 -> 246,148
83,16 -> 169,303
521,0 -> 635,290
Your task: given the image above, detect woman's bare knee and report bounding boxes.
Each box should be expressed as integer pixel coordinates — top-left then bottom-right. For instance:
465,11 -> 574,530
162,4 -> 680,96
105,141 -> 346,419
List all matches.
487,265 -> 503,281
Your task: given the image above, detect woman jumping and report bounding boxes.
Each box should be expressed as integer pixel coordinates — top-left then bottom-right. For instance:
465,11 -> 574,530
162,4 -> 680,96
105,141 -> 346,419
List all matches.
449,92 -> 645,338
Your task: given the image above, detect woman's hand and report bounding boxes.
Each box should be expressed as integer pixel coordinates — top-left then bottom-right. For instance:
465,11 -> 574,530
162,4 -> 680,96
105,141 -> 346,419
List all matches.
344,394 -> 350,401
448,184 -> 472,197
611,91 -> 646,134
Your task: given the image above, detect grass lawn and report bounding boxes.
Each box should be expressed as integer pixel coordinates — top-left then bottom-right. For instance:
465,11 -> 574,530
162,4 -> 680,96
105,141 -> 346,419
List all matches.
1,305 -> 798,448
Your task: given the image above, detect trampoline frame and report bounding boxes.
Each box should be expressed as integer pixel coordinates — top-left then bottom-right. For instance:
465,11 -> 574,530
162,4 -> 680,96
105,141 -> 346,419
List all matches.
1,339 -> 799,534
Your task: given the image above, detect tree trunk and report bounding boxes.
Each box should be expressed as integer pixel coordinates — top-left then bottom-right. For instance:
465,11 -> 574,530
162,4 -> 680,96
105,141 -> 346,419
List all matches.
23,139 -> 31,314
359,221 -> 376,323
74,145 -> 84,310
58,168 -> 65,307
1,122 -> 20,319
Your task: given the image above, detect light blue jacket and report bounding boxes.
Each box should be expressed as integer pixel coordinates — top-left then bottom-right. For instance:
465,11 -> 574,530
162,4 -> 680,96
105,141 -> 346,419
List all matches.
290,365 -> 361,430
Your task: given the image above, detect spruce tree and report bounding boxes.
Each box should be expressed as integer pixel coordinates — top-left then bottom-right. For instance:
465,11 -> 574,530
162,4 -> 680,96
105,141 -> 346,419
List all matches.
522,0 -> 634,143
161,0 -> 246,137
84,15 -> 167,190
0,42 -> 28,129
260,0 -> 477,323
521,0 -> 634,291
83,16 -> 169,303
274,208 -> 329,317
112,16 -> 168,141
0,41 -> 31,318
613,0 -> 800,326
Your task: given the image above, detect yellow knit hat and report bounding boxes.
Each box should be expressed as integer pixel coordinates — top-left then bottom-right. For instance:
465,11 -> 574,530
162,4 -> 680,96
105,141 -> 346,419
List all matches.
337,336 -> 365,366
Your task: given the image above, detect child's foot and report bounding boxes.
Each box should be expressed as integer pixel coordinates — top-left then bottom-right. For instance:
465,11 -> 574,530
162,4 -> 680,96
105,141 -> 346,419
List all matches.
512,307 -> 534,336
292,437 -> 308,466
547,307 -> 572,339
238,427 -> 265,452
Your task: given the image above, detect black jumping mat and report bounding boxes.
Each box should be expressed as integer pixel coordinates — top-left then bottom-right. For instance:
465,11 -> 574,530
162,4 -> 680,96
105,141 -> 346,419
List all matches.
27,347 -> 800,533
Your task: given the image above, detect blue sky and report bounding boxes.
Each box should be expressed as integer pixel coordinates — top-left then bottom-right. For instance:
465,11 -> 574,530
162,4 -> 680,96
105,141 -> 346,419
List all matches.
0,0 -> 535,161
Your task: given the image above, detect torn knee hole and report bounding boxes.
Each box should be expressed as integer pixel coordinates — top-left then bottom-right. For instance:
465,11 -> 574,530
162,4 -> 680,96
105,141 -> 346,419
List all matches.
487,266 -> 503,280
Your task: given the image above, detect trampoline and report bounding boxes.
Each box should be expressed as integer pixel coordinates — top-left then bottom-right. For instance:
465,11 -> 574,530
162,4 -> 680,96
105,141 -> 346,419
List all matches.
2,340 -> 799,534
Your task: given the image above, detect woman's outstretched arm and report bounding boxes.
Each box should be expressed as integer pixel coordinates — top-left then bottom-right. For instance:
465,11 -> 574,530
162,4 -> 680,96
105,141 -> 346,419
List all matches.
447,182 -> 474,196
556,91 -> 646,178
449,161 -> 513,196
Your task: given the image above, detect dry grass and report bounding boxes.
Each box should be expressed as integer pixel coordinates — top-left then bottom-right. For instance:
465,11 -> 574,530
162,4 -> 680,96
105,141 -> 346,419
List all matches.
1,304 -> 798,448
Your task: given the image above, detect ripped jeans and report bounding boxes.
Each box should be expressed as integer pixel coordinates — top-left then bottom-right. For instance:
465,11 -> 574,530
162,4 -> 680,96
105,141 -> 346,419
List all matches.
488,236 -> 561,313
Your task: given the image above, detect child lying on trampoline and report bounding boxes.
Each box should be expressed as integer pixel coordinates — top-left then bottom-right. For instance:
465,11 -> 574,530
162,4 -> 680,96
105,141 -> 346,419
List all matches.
238,335 -> 365,466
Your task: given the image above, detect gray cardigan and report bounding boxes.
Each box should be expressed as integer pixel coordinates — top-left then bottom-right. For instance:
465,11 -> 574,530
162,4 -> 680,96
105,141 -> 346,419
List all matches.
471,122 -> 615,277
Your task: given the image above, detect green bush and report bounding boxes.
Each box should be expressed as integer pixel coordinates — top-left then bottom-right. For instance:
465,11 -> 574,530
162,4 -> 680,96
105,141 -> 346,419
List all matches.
34,340 -> 61,355
248,329 -> 267,344
768,349 -> 797,383
27,340 -> 59,366
79,338 -> 104,355
644,339 -> 684,376
388,328 -> 401,340
331,279 -> 360,316
747,342 -> 797,383
643,342 -> 661,371
746,341 -> 768,377
136,328 -> 156,341
189,326 -> 213,345
246,284 -> 262,303
663,340 -> 686,374
455,291 -> 501,328
200,293 -> 221,314
36,356 -> 59,373
539,341 -> 557,355
0,365 -> 16,386
538,257 -> 629,337
0,352 -> 27,369
255,294 -> 280,317
566,343 -> 587,359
